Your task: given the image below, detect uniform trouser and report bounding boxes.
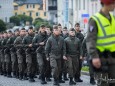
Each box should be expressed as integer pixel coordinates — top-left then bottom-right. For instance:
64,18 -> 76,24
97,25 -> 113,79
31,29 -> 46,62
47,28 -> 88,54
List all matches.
37,53 -> 50,79
95,56 -> 115,86
5,54 -> 11,74
11,52 -> 18,73
18,63 -> 26,74
26,53 -> 36,76
67,56 -> 79,78
88,59 -> 94,79
50,57 -> 62,80
75,59 -> 82,79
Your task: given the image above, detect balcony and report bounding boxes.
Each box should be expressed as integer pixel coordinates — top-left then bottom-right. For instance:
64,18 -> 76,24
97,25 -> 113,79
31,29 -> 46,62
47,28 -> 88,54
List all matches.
48,6 -> 57,10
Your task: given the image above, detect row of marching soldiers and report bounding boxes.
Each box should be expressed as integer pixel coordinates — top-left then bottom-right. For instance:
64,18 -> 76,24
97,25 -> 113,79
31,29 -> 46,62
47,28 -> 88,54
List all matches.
0,23 -> 96,86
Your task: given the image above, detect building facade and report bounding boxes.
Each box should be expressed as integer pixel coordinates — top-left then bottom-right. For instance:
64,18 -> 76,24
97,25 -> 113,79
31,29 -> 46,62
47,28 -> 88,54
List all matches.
14,0 -> 47,21
0,0 -> 14,22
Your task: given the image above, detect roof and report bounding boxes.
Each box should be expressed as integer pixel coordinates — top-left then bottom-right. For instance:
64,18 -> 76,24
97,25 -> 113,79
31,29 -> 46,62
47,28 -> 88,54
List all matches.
15,0 -> 43,5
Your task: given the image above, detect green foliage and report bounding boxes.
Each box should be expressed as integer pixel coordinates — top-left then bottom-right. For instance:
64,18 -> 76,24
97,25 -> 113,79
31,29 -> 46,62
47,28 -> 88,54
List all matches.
82,66 -> 89,72
10,14 -> 33,26
33,18 -> 52,30
0,19 -> 7,32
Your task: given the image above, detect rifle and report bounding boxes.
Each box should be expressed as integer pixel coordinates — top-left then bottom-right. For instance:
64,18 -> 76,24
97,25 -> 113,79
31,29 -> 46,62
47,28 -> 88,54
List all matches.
36,37 -> 47,53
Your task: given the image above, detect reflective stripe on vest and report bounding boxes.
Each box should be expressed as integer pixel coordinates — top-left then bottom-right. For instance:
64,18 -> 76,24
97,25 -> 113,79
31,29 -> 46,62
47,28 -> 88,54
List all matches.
92,13 -> 115,52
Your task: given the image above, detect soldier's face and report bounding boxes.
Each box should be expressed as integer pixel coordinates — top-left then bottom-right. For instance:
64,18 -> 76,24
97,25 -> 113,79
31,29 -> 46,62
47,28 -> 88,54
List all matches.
4,33 -> 7,38
46,28 -> 51,34
40,27 -> 46,33
62,29 -> 68,35
20,30 -> 26,36
8,33 -> 12,37
15,31 -> 19,36
28,29 -> 33,34
75,25 -> 80,31
69,31 -> 75,36
58,26 -> 62,33
53,29 -> 60,35
107,2 -> 115,11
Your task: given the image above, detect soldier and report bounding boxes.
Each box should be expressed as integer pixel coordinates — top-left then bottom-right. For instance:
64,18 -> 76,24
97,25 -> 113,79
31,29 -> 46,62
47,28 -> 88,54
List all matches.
5,31 -> 13,77
8,29 -> 19,78
14,28 -> 26,80
63,28 -> 82,85
86,0 -> 115,86
74,23 -> 84,82
45,25 -> 64,86
0,33 -> 3,75
1,32 -> 8,76
82,38 -> 96,85
46,27 -> 52,37
62,27 -> 69,81
22,27 -> 35,82
33,25 -> 49,84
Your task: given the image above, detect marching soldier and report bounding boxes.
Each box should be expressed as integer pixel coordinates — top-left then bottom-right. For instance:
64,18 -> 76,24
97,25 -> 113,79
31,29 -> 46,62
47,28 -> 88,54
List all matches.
74,23 -> 84,82
22,27 -> 35,82
14,28 -> 26,80
33,25 -> 49,84
86,0 -> 115,86
1,32 -> 8,76
63,28 -> 82,85
45,25 -> 64,86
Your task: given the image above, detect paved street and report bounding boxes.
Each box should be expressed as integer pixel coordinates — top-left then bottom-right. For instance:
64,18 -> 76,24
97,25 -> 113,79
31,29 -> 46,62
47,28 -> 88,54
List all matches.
0,75 -> 96,86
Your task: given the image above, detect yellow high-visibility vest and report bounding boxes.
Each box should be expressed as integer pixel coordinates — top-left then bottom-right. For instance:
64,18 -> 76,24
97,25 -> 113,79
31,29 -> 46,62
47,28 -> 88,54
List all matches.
92,13 -> 115,52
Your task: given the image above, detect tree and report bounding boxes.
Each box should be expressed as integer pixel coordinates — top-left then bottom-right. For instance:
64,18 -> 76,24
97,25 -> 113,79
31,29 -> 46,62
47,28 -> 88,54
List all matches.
33,18 -> 52,30
10,15 -> 33,26
0,19 -> 7,32
10,16 -> 20,26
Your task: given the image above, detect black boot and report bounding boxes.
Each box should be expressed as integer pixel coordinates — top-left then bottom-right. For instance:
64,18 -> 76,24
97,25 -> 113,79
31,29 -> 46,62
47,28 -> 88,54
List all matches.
19,73 -> 23,80
69,77 -> 76,85
59,79 -> 65,83
75,78 -> 83,82
90,78 -> 96,85
12,72 -> 16,78
63,73 -> 69,81
46,77 -> 52,82
54,78 -> 60,86
16,72 -> 19,79
4,71 -> 7,76
41,75 -> 47,84
29,74 -> 35,82
23,73 -> 28,80
7,72 -> 12,78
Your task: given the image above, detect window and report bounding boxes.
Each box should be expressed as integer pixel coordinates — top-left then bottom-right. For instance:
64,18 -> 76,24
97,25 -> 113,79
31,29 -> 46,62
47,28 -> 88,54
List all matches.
30,12 -> 32,16
14,6 -> 18,10
44,12 -> 46,16
27,4 -> 29,8
33,4 -> 35,8
36,12 -> 39,16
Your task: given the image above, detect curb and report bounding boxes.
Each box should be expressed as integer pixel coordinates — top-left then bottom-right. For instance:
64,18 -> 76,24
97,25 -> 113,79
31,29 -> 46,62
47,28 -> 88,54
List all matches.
81,71 -> 89,76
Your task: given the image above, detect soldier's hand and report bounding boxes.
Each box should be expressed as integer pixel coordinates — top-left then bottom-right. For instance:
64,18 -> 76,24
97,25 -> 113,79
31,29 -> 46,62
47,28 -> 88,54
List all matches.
63,56 -> 67,60
92,58 -> 101,69
29,44 -> 32,47
39,42 -> 45,45
46,58 -> 49,61
80,56 -> 84,60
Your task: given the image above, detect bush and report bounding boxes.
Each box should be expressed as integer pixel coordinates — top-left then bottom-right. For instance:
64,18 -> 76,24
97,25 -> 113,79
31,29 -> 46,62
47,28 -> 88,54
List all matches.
0,19 -> 7,32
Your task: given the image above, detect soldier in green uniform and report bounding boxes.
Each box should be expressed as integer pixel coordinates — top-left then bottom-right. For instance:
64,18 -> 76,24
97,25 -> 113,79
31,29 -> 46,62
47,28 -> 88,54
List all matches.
86,0 -> 115,86
22,27 -> 35,82
14,28 -> 26,80
63,28 -> 82,85
45,25 -> 64,86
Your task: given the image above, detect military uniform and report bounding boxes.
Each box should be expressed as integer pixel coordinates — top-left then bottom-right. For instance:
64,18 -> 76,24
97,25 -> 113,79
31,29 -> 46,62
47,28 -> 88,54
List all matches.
45,34 -> 64,85
63,36 -> 81,84
33,32 -> 49,84
22,33 -> 35,82
1,37 -> 8,76
75,31 -> 84,81
14,36 -> 26,80
86,10 -> 115,86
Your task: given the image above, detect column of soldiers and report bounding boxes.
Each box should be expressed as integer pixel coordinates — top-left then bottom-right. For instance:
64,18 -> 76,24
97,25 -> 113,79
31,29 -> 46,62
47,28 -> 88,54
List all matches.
0,23 -> 95,86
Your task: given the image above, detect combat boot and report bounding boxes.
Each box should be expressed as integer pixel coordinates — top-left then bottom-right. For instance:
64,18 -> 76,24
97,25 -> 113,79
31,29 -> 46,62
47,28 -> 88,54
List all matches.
90,78 -> 96,85
54,78 -> 60,86
19,73 -> 23,80
41,75 -> 47,84
12,72 -> 16,78
63,73 -> 69,81
7,72 -> 12,78
29,74 -> 35,82
69,77 -> 76,85
23,73 -> 28,80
